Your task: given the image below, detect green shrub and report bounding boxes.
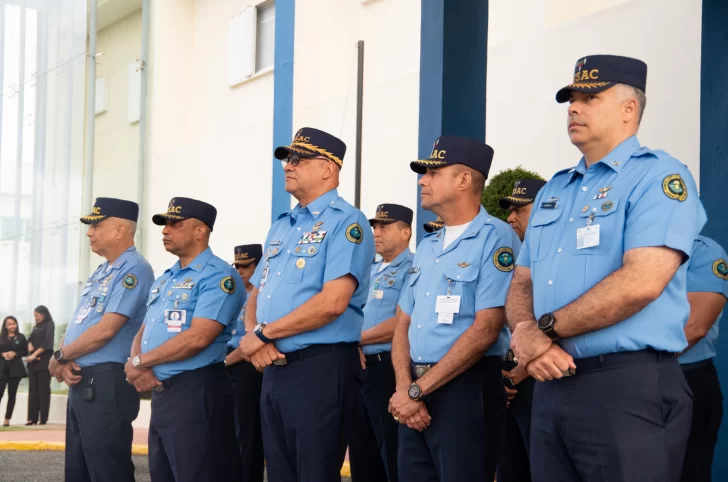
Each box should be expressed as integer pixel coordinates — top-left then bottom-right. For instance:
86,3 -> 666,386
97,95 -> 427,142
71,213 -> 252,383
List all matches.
481,166 -> 545,221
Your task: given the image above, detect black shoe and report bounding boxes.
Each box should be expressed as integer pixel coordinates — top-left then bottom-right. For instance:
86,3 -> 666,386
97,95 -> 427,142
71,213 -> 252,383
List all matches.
25,421 -> 36,426
38,422 -> 46,425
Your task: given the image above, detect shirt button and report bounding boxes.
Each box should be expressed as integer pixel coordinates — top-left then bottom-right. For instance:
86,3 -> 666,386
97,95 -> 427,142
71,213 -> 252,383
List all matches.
143,341 -> 147,344
456,275 -> 461,279
426,292 -> 430,296
557,248 -> 562,253
435,259 -> 439,263
417,356 -> 422,361
267,295 -> 271,299
277,272 -> 281,276
417,325 -> 422,329
569,218 -> 574,223
287,250 -> 291,254
297,227 -> 301,231
548,280 -> 553,285
582,186 -> 588,191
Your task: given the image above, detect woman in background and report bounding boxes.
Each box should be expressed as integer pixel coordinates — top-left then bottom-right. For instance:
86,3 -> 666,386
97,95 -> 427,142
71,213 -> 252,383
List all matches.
26,306 -> 55,425
0,316 -> 28,426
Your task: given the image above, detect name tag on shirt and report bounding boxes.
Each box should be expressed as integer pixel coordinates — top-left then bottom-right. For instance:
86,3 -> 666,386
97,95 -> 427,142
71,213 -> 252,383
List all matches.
164,309 -> 187,333
75,307 -> 91,324
436,295 -> 460,325
576,225 -> 600,249
373,289 -> 384,300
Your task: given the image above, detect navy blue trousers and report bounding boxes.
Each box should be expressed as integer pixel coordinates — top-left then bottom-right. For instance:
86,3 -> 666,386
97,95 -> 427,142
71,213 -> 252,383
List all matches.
498,377 -> 534,482
398,356 -> 505,482
531,351 -> 693,482
227,350 -> 265,482
349,354 -> 399,482
261,343 -> 360,482
149,363 -> 240,482
65,363 -> 140,482
680,360 -> 723,482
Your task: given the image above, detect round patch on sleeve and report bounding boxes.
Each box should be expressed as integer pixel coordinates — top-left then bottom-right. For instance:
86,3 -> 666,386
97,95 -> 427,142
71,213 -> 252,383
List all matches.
220,276 -> 236,294
713,259 -> 728,280
493,247 -> 515,272
346,223 -> 364,244
662,174 -> 688,202
123,273 -> 138,290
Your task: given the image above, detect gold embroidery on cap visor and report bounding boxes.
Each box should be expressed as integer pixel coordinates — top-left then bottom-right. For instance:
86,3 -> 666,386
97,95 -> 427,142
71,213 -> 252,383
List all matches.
285,141 -> 343,167
566,81 -> 612,90
80,214 -> 106,223
500,196 -> 534,205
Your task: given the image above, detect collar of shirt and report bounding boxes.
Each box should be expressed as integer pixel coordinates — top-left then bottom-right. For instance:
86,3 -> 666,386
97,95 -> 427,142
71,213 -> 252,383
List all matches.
426,206 -> 489,256
289,189 -> 340,222
99,246 -> 138,274
166,247 -> 214,275
376,248 -> 412,273
565,135 -> 641,187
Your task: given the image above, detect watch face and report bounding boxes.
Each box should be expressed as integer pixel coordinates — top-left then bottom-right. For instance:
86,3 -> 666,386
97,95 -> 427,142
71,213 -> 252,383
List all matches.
408,384 -> 421,400
538,314 -> 552,329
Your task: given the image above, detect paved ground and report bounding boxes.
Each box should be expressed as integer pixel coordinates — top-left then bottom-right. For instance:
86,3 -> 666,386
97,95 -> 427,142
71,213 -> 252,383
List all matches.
0,450 -> 353,481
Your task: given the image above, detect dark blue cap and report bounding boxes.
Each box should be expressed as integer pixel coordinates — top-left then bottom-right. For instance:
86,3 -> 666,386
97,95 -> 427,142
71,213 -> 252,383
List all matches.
152,197 -> 218,231
369,203 -> 413,226
274,127 -> 347,168
80,197 -> 139,224
233,244 -> 262,266
411,136 -> 494,178
499,179 -> 547,209
556,54 -> 647,103
423,216 -> 444,233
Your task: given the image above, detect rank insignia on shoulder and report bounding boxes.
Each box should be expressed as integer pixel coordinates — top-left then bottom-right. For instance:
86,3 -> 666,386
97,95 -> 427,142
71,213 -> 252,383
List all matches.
220,276 -> 236,294
662,174 -> 688,202
346,223 -> 363,244
493,247 -> 515,272
123,273 -> 138,290
713,259 -> 728,280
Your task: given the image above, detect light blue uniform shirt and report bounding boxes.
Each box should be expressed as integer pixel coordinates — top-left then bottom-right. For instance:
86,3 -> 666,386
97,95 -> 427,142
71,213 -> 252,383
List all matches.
398,207 -> 520,363
65,246 -> 154,367
517,136 -> 707,358
251,189 -> 375,353
679,236 -> 728,364
228,297 -> 250,349
141,247 -> 244,381
361,248 -> 414,355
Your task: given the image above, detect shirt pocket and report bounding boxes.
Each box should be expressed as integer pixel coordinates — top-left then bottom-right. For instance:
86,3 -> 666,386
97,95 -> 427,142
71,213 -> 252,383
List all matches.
443,265 -> 479,295
529,208 -> 565,261
287,244 -> 323,284
568,197 -> 620,256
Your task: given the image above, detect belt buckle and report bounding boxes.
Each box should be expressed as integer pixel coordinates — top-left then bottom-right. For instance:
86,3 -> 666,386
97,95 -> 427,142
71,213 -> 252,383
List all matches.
153,385 -> 166,393
273,358 -> 287,366
414,364 -> 431,378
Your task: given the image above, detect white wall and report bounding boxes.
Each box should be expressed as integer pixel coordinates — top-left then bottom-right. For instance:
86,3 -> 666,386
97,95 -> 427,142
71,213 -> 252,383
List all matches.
145,0 -> 275,273
292,0 -> 421,231
486,0 -> 702,186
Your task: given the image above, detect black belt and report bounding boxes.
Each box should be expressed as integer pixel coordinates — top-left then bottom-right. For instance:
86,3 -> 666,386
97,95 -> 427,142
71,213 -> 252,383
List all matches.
681,358 -> 714,372
274,343 -> 357,367
574,349 -> 676,374
155,362 -> 226,392
365,351 -> 391,365
79,362 -> 124,377
410,361 -> 438,379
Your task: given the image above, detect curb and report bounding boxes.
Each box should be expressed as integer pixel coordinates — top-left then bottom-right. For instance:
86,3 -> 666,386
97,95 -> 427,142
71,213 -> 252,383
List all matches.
0,441 -> 352,476
0,441 -> 149,456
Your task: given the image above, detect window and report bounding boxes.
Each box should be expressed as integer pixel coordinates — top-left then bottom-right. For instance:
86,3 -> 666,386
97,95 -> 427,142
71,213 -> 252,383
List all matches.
228,1 -> 276,87
255,2 -> 275,72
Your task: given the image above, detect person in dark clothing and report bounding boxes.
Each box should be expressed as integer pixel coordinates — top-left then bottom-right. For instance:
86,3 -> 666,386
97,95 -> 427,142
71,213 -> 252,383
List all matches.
0,316 -> 28,426
26,305 -> 55,425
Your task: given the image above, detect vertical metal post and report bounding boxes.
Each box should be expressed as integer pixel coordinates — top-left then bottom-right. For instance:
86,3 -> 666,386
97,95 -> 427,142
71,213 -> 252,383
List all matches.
137,0 -> 151,254
354,40 -> 364,209
78,0 -> 97,291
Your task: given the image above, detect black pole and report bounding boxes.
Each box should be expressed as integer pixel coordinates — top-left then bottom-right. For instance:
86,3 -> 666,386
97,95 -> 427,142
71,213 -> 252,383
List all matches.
355,40 -> 364,209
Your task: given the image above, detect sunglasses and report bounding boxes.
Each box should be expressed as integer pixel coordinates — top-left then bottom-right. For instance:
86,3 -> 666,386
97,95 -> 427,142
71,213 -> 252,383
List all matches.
281,154 -> 304,168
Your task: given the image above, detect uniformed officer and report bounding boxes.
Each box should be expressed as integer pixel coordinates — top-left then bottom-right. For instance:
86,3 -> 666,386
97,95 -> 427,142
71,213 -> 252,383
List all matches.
423,216 -> 443,233
124,197 -> 244,482
496,179 -> 545,482
239,127 -> 374,482
349,203 -> 414,482
47,198 -> 154,482
507,55 -> 706,481
391,136 -> 520,481
225,244 -> 265,482
679,235 -> 727,482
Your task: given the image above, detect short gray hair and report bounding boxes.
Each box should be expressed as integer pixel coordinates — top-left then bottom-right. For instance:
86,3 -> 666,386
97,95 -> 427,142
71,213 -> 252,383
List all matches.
616,83 -> 647,125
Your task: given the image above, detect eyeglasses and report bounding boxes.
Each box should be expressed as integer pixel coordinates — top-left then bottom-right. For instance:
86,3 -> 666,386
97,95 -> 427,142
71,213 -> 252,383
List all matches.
281,154 -> 303,168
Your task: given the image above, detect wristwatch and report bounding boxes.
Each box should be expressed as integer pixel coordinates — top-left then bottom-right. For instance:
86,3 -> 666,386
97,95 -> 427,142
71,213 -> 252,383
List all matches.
132,355 -> 142,368
53,349 -> 68,364
253,323 -> 273,344
538,313 -> 560,341
407,383 -> 424,401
